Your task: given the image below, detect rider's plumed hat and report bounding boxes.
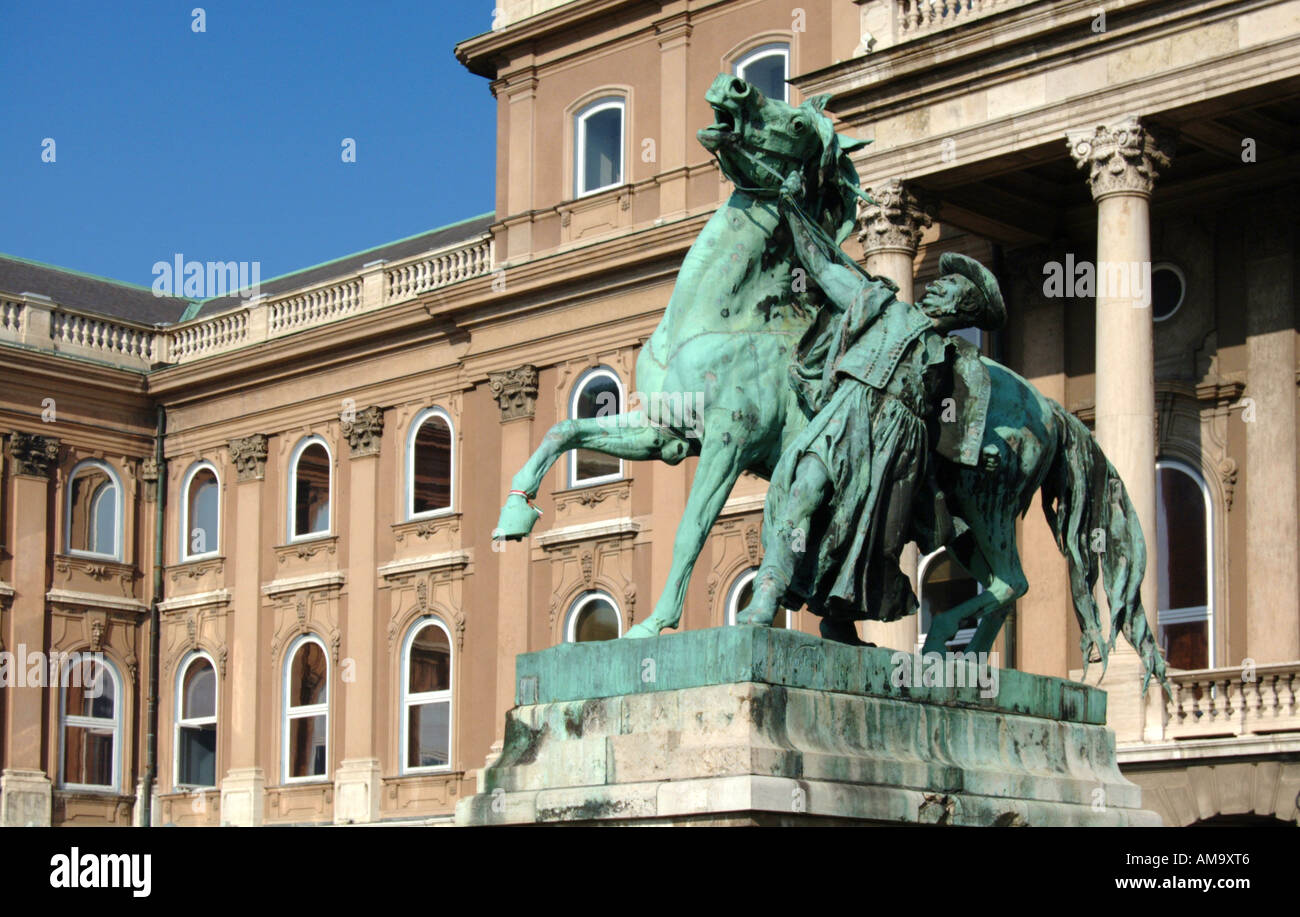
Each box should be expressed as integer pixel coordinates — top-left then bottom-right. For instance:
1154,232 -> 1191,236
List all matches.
938,251 -> 1007,331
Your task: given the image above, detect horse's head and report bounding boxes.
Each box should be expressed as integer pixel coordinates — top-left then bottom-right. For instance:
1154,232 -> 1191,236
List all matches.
698,73 -> 870,244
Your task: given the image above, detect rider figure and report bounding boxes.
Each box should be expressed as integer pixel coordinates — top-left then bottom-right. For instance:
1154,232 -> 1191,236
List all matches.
738,172 -> 1007,644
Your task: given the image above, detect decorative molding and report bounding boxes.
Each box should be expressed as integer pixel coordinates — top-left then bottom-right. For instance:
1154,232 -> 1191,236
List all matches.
858,178 -> 936,255
6,432 -> 60,478
274,537 -> 338,566
168,556 -> 225,583
45,589 -> 148,614
157,589 -> 232,613
378,550 -> 472,579
228,434 -> 269,482
1066,115 -> 1175,200
260,571 -> 346,597
342,406 -> 385,457
140,455 -> 161,503
393,514 -> 461,543
488,364 -> 540,421
535,517 -> 641,549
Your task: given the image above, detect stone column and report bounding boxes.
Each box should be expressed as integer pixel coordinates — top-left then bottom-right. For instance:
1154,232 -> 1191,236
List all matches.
334,408 -> 384,824
220,434 -> 268,825
1067,115 -> 1173,742
503,69 -> 539,260
857,178 -> 935,651
1,433 -> 59,826
488,367 -> 539,754
1243,214 -> 1299,664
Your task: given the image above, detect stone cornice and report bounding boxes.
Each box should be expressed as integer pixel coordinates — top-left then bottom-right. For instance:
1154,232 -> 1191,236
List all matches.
260,571 -> 346,597
535,517 -> 641,549
45,589 -> 148,613
377,550 -> 472,580
157,589 -> 232,613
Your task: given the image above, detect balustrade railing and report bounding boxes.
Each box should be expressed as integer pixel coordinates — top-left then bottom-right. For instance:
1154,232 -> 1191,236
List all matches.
1164,663 -> 1300,740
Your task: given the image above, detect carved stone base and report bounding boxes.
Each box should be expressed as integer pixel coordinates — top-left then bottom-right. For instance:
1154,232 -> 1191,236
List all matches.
220,767 -> 266,826
334,758 -> 382,824
0,768 -> 53,826
456,627 -> 1161,826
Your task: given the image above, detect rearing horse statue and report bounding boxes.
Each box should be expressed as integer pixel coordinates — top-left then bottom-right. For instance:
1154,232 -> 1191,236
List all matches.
495,74 -> 866,638
494,75 -> 1167,691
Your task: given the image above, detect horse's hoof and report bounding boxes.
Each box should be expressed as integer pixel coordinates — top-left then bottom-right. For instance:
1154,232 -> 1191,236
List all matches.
735,603 -> 775,626
494,492 -> 542,540
623,620 -> 662,639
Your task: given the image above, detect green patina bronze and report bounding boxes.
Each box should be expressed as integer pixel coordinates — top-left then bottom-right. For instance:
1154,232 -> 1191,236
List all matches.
494,75 -> 1167,693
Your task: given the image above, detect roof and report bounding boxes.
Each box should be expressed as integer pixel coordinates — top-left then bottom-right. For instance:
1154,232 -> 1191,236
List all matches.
0,211 -> 495,326
194,213 -> 495,317
0,254 -> 194,325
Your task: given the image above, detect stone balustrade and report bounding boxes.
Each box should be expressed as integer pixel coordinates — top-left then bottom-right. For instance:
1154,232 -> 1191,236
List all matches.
0,234 -> 493,370
1164,662 -> 1300,740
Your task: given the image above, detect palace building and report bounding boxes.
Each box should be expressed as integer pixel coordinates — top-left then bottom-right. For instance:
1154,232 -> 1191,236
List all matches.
1,0 -> 1297,826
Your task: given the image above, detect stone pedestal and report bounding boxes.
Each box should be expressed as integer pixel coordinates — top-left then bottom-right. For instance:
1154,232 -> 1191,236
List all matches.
456,627 -> 1160,826
219,767 -> 266,826
333,758 -> 382,824
0,768 -> 52,826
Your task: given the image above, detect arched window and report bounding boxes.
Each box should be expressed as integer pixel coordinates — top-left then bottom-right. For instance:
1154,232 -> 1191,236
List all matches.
918,548 -> 981,652
407,408 -> 453,519
725,567 -> 789,628
569,368 -> 624,486
1156,460 -> 1213,669
734,43 -> 790,102
288,437 -> 331,540
66,460 -> 122,560
283,636 -> 329,781
566,592 -> 621,643
175,653 -> 217,788
574,97 -> 625,197
60,656 -> 121,791
402,619 -> 453,773
181,462 -> 220,560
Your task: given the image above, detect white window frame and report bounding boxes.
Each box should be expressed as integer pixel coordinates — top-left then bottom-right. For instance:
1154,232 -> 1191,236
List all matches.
282,634 -> 330,784
917,547 -> 981,651
574,97 -> 626,198
565,591 -> 622,643
568,367 -> 626,488
406,407 -> 455,521
180,461 -> 221,561
1155,458 -> 1215,668
58,656 -> 122,793
65,459 -> 123,561
733,43 -> 790,103
287,435 -> 333,543
400,617 -> 454,775
174,651 -> 218,790
725,567 -> 788,628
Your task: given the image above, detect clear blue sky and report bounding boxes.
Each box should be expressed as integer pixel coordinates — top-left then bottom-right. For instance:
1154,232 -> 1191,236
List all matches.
1,1 -> 498,288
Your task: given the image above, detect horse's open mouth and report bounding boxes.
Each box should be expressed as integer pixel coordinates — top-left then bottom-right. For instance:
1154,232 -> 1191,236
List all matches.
706,105 -> 736,134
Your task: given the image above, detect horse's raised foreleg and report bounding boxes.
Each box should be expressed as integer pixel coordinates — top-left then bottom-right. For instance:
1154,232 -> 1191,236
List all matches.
495,412 -> 690,539
625,435 -> 747,637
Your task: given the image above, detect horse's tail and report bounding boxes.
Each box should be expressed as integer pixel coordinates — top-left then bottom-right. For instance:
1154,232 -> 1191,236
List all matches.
1040,402 -> 1168,695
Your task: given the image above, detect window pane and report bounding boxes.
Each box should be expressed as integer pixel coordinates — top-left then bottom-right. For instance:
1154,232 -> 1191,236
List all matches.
178,724 -> 217,786
1157,467 -> 1208,611
739,53 -> 786,102
412,417 -> 452,515
573,375 -> 621,481
63,724 -> 114,787
69,467 -> 115,554
67,661 -> 114,719
407,701 -> 450,769
183,658 -> 216,719
574,598 -> 619,642
921,552 -> 980,647
581,107 -> 621,192
294,444 -> 330,535
409,625 -> 450,694
289,714 -> 328,778
1160,620 -> 1209,670
289,643 -> 327,708
187,468 -> 219,555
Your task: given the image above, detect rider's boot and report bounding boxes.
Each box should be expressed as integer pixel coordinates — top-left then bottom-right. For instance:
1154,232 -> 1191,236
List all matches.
819,617 -> 874,647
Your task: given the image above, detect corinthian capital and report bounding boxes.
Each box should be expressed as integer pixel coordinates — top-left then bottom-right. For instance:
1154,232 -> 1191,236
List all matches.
342,406 -> 385,457
6,432 -> 60,478
857,179 -> 937,256
228,434 -> 269,482
489,364 -> 539,421
1066,115 -> 1175,200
